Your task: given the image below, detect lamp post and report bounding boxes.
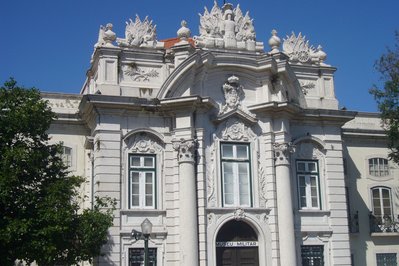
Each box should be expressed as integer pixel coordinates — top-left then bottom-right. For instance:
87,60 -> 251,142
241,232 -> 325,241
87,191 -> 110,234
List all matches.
132,218 -> 153,266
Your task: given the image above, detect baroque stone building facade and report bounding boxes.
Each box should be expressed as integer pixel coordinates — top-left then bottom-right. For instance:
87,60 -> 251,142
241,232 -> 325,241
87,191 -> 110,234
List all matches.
44,2 -> 399,265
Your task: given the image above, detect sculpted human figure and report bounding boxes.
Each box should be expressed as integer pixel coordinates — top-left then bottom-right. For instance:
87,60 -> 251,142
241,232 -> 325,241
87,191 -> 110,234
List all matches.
221,7 -> 237,49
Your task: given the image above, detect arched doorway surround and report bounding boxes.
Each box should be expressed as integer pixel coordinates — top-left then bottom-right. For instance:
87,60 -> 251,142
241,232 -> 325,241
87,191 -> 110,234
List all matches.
216,220 -> 259,266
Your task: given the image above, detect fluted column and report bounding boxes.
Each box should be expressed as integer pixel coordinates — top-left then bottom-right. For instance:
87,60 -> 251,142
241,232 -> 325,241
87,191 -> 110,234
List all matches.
173,138 -> 199,266
274,142 -> 297,266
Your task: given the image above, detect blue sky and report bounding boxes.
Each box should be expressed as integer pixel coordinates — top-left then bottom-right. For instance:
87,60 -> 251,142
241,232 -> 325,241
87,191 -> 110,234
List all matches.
1,0 -> 398,112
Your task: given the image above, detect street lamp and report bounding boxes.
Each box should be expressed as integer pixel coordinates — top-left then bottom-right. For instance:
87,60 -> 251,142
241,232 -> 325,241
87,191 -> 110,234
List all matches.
132,218 -> 153,266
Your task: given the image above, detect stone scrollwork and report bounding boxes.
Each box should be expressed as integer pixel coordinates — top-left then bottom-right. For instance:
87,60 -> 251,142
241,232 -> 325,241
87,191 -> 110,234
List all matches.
300,81 -> 316,95
126,133 -> 163,153
233,208 -> 246,221
172,139 -> 196,163
258,166 -> 267,207
282,32 -> 327,65
274,142 -> 296,165
194,2 -> 263,51
296,141 -> 325,160
116,15 -> 159,48
206,139 -> 217,207
221,118 -> 256,141
122,63 -> 159,82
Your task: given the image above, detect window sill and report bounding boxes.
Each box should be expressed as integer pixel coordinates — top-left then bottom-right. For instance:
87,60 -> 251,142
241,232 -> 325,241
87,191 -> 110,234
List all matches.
120,209 -> 166,216
371,232 -> 399,237
298,210 -> 331,216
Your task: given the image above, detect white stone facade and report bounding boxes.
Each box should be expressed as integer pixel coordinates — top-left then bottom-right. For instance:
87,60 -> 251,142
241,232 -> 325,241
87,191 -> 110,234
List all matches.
43,2 -> 398,266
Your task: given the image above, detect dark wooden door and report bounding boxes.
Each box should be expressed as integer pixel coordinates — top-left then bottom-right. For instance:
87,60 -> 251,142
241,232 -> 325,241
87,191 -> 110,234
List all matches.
217,247 -> 259,266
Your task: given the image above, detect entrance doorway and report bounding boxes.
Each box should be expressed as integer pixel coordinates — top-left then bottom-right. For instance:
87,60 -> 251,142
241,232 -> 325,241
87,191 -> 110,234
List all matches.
216,220 -> 259,266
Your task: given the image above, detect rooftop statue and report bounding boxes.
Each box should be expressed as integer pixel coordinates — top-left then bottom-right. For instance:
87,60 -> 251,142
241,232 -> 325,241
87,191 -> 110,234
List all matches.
194,2 -> 263,52
116,15 -> 162,48
282,32 -> 327,65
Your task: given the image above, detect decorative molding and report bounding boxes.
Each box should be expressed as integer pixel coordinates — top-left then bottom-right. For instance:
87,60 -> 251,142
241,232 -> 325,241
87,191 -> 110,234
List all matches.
295,141 -> 325,160
172,138 -> 196,163
300,81 -> 316,95
126,133 -> 163,153
116,15 -> 158,48
47,98 -> 80,109
274,142 -> 296,166
282,32 -> 327,65
221,118 -> 256,141
206,139 -> 217,207
233,208 -> 246,221
194,2 -> 263,51
123,63 -> 159,82
208,213 -> 216,226
258,166 -> 267,207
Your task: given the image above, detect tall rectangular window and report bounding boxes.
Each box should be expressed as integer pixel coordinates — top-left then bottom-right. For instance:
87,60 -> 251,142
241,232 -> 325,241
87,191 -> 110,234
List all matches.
301,245 -> 324,266
129,154 -> 156,209
221,143 -> 251,207
297,160 -> 321,209
371,187 -> 393,222
61,146 -> 72,167
376,253 -> 397,266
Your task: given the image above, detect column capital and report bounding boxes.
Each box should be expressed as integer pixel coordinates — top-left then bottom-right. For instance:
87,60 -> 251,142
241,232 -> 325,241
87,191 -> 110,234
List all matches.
273,142 -> 295,166
172,138 -> 196,163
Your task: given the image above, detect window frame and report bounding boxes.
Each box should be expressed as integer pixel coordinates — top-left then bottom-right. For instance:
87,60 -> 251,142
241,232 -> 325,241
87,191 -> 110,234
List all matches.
128,154 -> 157,209
376,253 -> 398,266
220,142 -> 252,207
61,146 -> 73,168
296,160 -> 321,210
371,186 -> 393,222
369,157 -> 390,177
301,245 -> 324,266
129,247 -> 157,266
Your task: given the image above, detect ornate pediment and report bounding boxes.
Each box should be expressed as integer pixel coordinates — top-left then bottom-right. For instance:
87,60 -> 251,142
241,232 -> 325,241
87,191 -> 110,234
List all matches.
194,2 -> 263,51
282,32 -> 327,65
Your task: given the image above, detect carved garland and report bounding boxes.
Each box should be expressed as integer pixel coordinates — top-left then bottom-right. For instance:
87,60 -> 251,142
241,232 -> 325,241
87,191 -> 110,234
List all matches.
123,63 -> 159,82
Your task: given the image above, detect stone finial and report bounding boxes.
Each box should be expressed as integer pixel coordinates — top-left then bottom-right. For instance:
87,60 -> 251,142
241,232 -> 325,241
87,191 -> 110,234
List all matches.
316,45 -> 327,64
103,23 -> 116,46
177,20 -> 191,42
268,29 -> 281,54
95,23 -> 116,48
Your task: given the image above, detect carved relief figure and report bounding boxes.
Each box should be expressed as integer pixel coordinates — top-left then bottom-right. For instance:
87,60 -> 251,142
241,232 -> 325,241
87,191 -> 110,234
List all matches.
219,75 -> 244,115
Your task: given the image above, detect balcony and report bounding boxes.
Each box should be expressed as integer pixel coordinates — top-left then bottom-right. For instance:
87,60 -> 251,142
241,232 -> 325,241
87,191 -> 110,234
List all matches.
369,212 -> 399,235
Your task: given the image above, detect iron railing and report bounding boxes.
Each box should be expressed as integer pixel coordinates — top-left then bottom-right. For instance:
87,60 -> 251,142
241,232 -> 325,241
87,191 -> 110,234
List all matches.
369,212 -> 399,233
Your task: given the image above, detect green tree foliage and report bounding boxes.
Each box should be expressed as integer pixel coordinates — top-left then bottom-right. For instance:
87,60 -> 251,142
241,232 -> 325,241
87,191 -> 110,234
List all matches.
0,79 -> 115,265
370,32 -> 399,163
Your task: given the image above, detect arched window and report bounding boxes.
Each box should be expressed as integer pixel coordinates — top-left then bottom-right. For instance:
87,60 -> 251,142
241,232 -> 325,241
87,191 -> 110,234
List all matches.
369,158 -> 389,177
371,187 -> 393,221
